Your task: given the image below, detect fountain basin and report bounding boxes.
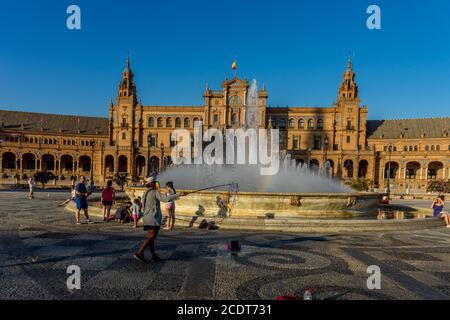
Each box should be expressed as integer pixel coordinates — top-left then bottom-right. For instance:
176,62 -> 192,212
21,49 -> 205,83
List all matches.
125,187 -> 380,219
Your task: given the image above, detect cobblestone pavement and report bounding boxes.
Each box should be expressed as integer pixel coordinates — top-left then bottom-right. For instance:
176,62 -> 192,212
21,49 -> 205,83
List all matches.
0,191 -> 449,300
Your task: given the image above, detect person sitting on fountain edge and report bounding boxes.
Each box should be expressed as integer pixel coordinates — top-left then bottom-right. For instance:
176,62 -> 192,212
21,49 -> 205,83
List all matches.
134,178 -> 185,262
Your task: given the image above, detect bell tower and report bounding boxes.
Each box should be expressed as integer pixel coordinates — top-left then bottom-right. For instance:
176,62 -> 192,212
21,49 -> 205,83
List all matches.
112,55 -> 138,148
335,57 -> 366,151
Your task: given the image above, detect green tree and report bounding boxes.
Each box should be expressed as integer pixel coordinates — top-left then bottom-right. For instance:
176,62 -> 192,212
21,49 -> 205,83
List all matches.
33,172 -> 56,189
114,172 -> 128,191
348,178 -> 373,192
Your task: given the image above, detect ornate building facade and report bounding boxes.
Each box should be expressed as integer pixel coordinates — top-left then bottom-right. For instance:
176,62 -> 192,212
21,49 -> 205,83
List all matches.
1,58 -> 449,193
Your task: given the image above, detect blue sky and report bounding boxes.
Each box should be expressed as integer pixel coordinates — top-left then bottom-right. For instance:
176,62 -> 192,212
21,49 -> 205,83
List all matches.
0,0 -> 449,120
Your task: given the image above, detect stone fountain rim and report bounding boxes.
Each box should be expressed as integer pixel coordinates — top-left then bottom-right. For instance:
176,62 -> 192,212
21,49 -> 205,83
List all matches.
126,186 -> 382,198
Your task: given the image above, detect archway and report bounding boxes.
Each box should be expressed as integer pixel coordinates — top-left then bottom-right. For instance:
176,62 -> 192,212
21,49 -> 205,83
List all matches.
164,156 -> 173,169
22,153 -> 36,171
79,156 -> 91,173
105,155 -> 114,174
384,161 -> 399,180
428,161 -> 443,180
118,155 -> 128,173
325,159 -> 335,177
344,160 -> 354,178
149,156 -> 159,175
2,152 -> 16,170
42,154 -> 55,171
358,160 -> 369,178
60,155 -> 73,173
309,159 -> 320,174
135,156 -> 146,177
406,161 -> 420,179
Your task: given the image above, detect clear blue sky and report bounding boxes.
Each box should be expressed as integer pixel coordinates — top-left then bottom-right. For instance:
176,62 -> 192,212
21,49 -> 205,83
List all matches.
0,0 -> 449,120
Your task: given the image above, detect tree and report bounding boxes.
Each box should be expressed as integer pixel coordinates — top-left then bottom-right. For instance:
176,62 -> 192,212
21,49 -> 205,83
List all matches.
114,172 -> 128,191
348,178 -> 372,192
34,172 -> 56,189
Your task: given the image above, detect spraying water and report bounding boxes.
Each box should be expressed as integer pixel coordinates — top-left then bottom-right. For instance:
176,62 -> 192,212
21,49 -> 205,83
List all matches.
245,79 -> 260,130
158,78 -> 349,194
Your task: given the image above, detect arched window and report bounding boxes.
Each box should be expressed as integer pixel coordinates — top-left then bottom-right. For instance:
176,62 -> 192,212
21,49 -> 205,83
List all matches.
298,119 -> 304,128
425,145 -> 429,151
289,118 -> 295,128
307,119 -> 314,129
157,117 -> 163,128
184,118 -> 190,128
317,119 -> 324,129
175,118 -> 181,128
193,117 -> 200,127
436,145 -> 440,151
404,146 -> 408,152
148,117 -> 154,128
279,119 -> 286,129
232,113 -> 238,125
431,145 -> 435,151
414,145 -> 418,151
166,118 -> 172,128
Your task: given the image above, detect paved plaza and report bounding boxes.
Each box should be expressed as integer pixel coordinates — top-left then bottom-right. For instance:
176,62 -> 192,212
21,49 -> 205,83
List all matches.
0,191 -> 449,300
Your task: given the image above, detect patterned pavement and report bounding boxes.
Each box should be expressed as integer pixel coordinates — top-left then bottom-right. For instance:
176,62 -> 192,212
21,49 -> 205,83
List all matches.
0,191 -> 449,300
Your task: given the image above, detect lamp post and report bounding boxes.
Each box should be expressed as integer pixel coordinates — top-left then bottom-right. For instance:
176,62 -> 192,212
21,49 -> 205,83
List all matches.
147,136 -> 151,177
160,142 -> 165,172
386,143 -> 394,199
323,136 -> 330,178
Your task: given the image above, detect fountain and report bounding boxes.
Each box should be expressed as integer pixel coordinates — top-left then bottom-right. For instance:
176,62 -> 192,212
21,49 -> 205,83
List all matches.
126,79 -> 381,223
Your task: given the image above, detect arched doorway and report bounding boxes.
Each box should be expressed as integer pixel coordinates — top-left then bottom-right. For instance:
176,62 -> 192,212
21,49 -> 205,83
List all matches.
2,152 -> 16,171
309,159 -> 320,174
384,161 -> 399,180
325,159 -> 335,177
428,161 -> 443,180
22,153 -> 36,171
105,155 -> 114,174
118,155 -> 128,173
295,159 -> 305,167
42,154 -> 55,171
406,161 -> 420,179
358,160 -> 369,178
149,156 -> 159,175
79,156 -> 91,173
60,155 -> 73,174
344,160 -> 354,178
163,156 -> 173,169
135,156 -> 146,177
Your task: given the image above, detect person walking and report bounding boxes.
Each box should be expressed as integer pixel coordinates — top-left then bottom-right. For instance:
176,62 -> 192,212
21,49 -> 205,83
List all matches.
75,175 -> 93,225
28,177 -> 36,200
101,180 -> 115,222
134,179 -> 182,262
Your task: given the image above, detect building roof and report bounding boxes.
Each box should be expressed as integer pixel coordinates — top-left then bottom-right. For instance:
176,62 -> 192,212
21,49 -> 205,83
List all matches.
367,118 -> 450,140
0,110 -> 108,135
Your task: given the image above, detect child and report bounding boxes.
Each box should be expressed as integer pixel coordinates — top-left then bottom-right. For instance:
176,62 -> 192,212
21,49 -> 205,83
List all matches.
131,198 -> 142,228
58,186 -> 76,207
115,202 -> 132,224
